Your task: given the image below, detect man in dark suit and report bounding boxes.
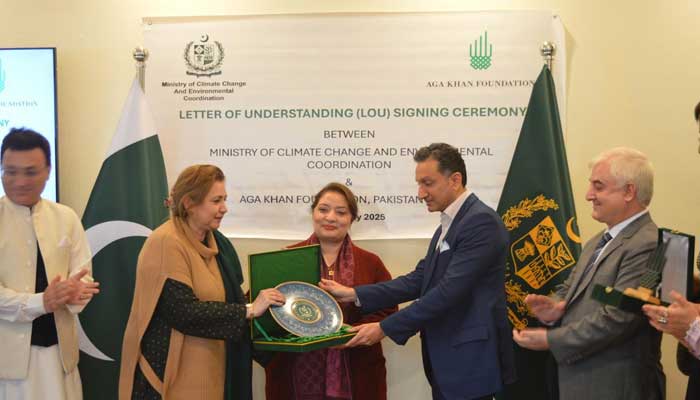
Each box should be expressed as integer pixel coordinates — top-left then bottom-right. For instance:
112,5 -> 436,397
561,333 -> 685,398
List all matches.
513,147 -> 665,400
320,143 -> 516,400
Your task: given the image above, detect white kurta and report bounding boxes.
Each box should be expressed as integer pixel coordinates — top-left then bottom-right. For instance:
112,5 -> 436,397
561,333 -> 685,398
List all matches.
0,196 -> 92,400
1,345 -> 82,400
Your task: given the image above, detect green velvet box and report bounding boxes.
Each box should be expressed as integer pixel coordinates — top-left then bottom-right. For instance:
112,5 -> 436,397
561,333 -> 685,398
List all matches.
248,244 -> 355,352
591,284 -> 666,312
592,228 -> 694,312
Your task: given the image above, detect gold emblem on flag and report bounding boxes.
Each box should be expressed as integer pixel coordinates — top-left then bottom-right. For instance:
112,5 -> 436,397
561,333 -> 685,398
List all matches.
501,194 -> 558,231
510,215 -> 575,289
501,195 -> 579,328
505,277 -> 531,329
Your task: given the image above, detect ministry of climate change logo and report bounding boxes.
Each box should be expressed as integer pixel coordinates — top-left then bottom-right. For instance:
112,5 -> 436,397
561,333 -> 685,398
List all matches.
0,58 -> 6,93
469,30 -> 493,70
184,34 -> 224,77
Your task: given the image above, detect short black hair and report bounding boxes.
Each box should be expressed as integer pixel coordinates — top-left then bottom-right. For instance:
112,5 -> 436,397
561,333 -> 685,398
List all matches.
1,128 -> 51,166
695,101 -> 700,122
413,143 -> 467,186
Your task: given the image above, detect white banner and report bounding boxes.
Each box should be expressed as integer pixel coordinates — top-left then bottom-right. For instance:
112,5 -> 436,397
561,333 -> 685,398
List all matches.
0,48 -> 57,201
143,12 -> 566,239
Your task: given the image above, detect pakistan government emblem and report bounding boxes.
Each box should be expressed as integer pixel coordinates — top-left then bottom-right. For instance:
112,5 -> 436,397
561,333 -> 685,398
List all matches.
501,194 -> 580,329
469,30 -> 493,70
510,215 -> 575,289
184,34 -> 224,77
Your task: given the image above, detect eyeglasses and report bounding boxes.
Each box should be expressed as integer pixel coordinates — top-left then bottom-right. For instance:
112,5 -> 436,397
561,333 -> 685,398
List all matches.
1,166 -> 48,179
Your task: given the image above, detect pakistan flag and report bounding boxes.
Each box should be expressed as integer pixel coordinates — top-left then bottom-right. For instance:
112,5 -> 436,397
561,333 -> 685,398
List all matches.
78,77 -> 169,400
496,65 -> 581,400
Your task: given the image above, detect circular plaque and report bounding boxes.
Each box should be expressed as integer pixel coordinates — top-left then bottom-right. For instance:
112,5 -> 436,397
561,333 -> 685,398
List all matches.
270,281 -> 343,337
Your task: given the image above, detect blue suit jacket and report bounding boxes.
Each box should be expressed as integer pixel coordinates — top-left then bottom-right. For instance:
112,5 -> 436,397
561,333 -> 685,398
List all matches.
356,194 -> 516,399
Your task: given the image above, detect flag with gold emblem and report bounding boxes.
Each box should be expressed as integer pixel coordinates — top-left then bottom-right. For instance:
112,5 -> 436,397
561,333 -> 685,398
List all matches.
496,65 -> 581,400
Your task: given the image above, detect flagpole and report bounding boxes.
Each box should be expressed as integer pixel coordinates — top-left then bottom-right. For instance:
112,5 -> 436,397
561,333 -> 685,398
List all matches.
133,47 -> 148,91
540,41 -> 555,71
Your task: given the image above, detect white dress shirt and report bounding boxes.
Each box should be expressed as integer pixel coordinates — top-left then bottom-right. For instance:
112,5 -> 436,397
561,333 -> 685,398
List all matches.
436,189 -> 470,249
594,209 -> 648,264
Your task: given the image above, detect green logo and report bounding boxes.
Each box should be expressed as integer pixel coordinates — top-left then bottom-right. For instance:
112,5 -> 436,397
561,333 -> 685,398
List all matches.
291,299 -> 321,323
0,58 -> 6,93
469,31 -> 493,70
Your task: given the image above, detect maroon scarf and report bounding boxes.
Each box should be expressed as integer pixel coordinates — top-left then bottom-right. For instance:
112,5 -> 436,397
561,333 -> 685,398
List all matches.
291,234 -> 354,399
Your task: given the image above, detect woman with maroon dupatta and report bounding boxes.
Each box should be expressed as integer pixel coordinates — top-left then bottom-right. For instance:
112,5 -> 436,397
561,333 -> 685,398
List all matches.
265,182 -> 396,400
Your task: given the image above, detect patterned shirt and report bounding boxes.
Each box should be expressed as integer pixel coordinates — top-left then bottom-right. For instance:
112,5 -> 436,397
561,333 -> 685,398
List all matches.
132,278 -> 248,399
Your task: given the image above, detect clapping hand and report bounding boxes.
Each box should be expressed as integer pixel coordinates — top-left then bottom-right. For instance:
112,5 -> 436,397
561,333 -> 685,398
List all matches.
512,327 -> 550,351
67,269 -> 100,306
524,294 -> 565,324
43,269 -> 100,312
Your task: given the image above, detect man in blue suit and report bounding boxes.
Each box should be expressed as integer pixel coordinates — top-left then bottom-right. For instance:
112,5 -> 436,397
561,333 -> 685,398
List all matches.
320,143 -> 516,399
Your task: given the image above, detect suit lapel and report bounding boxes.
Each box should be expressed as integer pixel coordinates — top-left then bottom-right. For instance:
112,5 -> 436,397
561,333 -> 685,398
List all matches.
567,237 -> 622,304
597,213 -> 652,264
443,194 -> 476,245
566,213 -> 652,305
421,194 -> 477,293
564,234 -> 598,304
421,227 -> 442,294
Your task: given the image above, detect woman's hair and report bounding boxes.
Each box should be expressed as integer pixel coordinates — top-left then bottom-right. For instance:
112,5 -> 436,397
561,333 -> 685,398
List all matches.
310,182 -> 358,220
168,164 -> 225,218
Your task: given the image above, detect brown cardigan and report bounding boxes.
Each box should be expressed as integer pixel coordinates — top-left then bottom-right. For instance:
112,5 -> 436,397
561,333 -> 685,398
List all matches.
119,218 -> 229,400
265,241 -> 397,400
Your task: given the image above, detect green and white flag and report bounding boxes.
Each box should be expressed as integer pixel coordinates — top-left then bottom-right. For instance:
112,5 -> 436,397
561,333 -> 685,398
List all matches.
78,77 -> 169,400
497,65 -> 581,400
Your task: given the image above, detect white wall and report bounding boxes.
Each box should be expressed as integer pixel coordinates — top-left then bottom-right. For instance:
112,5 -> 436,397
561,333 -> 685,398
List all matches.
3,1 -> 699,399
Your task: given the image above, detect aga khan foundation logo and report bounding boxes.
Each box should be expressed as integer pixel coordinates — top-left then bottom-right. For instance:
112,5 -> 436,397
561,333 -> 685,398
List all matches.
469,31 -> 493,70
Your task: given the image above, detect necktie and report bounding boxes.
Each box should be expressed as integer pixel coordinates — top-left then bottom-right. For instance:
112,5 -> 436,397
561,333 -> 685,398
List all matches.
569,232 -> 612,303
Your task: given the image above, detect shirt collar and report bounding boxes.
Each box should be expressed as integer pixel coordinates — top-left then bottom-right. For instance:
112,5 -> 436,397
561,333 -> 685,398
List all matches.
441,189 -> 470,227
1,195 -> 41,216
606,209 -> 648,239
